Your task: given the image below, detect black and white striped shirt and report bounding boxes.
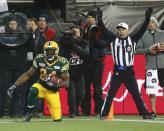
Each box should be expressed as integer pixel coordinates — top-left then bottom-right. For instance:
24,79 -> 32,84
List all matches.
98,16 -> 150,67
111,37 -> 136,66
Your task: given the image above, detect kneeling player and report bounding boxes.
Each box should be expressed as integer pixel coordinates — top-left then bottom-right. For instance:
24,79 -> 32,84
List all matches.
7,41 -> 69,122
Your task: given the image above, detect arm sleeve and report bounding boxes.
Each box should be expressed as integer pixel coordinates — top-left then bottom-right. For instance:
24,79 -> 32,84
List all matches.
136,39 -> 150,54
98,18 -> 116,42
32,57 -> 38,69
61,58 -> 69,73
73,40 -> 89,59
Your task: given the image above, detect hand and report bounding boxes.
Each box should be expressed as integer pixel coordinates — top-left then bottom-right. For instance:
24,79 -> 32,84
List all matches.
97,7 -> 103,20
149,44 -> 157,55
90,27 -> 97,41
7,84 -> 17,97
145,7 -> 153,18
158,43 -> 164,51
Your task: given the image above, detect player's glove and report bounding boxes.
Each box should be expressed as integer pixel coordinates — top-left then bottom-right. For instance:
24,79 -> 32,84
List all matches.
7,84 -> 17,97
97,7 -> 103,20
145,7 -> 153,18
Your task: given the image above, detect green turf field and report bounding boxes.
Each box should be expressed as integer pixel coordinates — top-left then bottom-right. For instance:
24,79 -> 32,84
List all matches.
0,116 -> 164,131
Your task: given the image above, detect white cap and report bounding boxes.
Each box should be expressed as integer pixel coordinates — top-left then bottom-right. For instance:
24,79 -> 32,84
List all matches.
150,16 -> 159,27
116,22 -> 129,30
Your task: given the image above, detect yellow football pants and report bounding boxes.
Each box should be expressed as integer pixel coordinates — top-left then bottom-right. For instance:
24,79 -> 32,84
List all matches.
32,83 -> 61,120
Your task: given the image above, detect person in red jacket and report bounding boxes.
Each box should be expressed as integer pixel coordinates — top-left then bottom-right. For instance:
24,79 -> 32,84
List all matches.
36,14 -> 56,54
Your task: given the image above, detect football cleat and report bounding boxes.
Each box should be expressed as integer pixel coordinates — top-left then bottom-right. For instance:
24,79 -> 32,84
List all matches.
24,112 -> 33,122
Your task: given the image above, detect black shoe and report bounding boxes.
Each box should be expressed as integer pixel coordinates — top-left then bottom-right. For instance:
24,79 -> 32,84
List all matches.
24,112 -> 33,122
100,115 -> 108,120
143,114 -> 154,119
150,112 -> 157,118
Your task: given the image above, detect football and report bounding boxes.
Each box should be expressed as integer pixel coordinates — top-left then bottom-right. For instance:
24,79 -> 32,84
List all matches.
50,74 -> 63,84
154,43 -> 160,53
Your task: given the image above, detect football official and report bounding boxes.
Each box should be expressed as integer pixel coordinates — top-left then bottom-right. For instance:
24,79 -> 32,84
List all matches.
7,41 -> 69,122
97,7 -> 154,119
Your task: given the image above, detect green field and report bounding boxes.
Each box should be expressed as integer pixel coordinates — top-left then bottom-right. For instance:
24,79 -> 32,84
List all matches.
0,116 -> 164,131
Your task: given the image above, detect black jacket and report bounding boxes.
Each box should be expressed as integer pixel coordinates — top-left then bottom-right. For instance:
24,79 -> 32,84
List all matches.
60,37 -> 89,78
83,24 -> 106,62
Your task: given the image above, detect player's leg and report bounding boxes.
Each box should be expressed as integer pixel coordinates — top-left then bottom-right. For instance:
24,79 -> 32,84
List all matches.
45,91 -> 62,122
24,83 -> 44,122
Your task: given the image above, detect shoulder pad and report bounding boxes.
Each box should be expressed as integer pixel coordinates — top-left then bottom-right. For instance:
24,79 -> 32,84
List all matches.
58,56 -> 69,64
35,54 -> 44,59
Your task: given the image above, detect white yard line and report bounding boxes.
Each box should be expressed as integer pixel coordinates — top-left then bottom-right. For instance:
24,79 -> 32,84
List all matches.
112,118 -> 164,124
0,117 -> 164,124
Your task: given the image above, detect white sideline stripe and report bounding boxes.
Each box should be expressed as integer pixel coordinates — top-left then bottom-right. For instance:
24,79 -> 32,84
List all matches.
112,118 -> 164,124
1,118 -> 164,124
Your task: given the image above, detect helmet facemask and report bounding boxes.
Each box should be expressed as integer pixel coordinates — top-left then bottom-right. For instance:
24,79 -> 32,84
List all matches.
44,48 -> 58,62
43,41 -> 59,62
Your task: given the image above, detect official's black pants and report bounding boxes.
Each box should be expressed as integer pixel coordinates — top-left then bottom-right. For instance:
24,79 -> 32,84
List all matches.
101,67 -> 149,116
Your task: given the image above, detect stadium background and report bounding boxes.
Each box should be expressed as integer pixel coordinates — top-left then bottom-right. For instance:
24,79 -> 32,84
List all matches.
1,0 -> 164,116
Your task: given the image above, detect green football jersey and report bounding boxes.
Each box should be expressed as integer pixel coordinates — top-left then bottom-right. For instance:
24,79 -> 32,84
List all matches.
33,54 -> 69,87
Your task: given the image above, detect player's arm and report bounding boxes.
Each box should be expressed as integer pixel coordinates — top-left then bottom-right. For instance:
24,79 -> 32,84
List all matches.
57,71 -> 69,88
14,66 -> 36,87
7,66 -> 36,97
52,57 -> 70,89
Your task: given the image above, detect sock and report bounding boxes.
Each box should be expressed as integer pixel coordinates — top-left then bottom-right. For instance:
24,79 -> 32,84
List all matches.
28,87 -> 39,110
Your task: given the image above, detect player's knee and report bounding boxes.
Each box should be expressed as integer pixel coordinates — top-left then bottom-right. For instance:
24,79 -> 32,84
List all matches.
29,87 -> 39,96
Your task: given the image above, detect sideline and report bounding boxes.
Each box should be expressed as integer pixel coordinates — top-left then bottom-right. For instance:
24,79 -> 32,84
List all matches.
0,117 -> 164,124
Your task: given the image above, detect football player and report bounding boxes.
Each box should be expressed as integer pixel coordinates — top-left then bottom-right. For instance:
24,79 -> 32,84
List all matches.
7,41 -> 69,122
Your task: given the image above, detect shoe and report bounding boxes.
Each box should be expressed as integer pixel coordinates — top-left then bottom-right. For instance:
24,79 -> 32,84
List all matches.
100,115 -> 108,120
24,112 -> 33,122
142,114 -> 154,119
69,113 -> 76,118
150,112 -> 157,118
53,118 -> 62,122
